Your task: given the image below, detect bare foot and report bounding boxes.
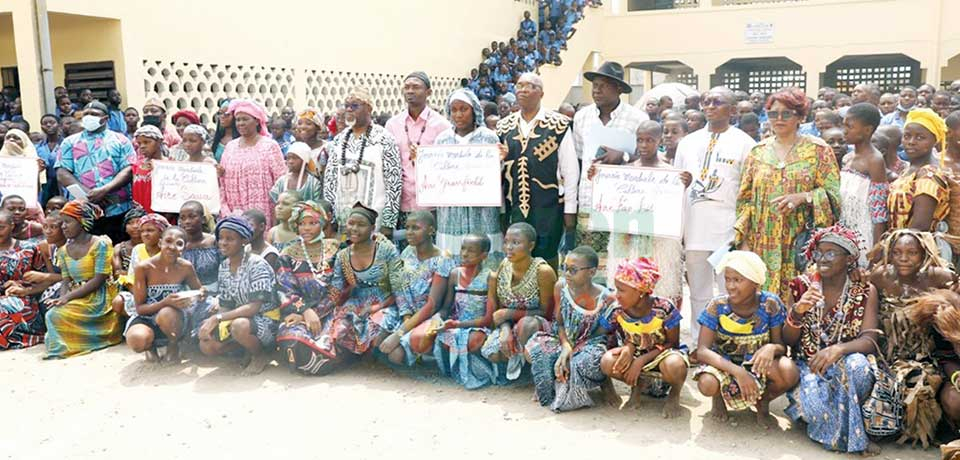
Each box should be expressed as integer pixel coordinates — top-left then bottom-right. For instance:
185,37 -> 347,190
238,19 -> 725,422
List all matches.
861,442 -> 881,457
623,385 -> 643,410
709,395 -> 729,422
241,353 -> 271,376
662,388 -> 682,419
162,344 -> 181,366
755,399 -> 775,429
601,379 -> 622,408
145,348 -> 161,363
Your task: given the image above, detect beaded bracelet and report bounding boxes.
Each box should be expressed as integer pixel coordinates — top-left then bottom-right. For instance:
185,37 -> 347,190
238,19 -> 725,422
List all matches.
785,312 -> 803,329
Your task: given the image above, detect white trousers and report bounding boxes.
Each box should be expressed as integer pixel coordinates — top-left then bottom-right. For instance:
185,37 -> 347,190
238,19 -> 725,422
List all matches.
685,250 -> 726,347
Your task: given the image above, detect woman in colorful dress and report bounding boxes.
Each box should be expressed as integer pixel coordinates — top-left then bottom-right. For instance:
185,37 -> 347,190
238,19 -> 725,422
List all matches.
179,201 -> 220,293
783,225 -> 880,454
525,246 -> 614,412
196,217 -> 279,376
481,222 -> 557,381
44,201 -> 121,358
16,210 -> 65,312
736,87 -> 841,299
694,250 -> 799,428
275,201 -> 341,375
378,211 -> 453,366
113,205 -> 145,285
112,214 -> 169,317
131,125 -> 168,213
2,195 -> 43,243
126,226 -> 204,363
433,234 -> 497,389
600,258 -> 688,418
868,228 -> 952,447
218,99 -> 286,226
316,203 -> 405,373
0,210 -> 45,350
434,89 -> 505,262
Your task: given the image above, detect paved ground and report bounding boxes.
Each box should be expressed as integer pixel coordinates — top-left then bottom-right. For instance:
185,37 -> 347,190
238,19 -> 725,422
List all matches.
2,343 -> 938,460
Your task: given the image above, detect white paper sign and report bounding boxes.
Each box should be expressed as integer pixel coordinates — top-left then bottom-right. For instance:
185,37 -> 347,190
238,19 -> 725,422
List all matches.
415,144 -> 502,208
588,165 -> 685,239
151,160 -> 221,214
745,22 -> 774,44
0,157 -> 39,208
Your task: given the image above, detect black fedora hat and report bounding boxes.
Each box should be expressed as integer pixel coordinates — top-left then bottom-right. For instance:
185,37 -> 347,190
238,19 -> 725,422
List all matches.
583,61 -> 632,94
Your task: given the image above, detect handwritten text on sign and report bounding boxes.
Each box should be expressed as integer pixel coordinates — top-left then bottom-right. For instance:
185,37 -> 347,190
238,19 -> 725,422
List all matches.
151,160 -> 221,214
588,165 -> 685,239
0,157 -> 39,208
415,144 -> 502,207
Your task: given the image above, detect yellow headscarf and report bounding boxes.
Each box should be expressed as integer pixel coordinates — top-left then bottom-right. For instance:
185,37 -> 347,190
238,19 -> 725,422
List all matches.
715,250 -> 767,286
905,108 -> 947,159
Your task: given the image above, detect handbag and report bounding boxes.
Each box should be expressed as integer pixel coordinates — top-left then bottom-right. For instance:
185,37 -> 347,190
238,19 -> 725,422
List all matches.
791,208 -> 814,273
860,329 -> 904,437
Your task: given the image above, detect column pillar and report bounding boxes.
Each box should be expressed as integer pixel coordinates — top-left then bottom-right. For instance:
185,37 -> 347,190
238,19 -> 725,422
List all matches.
11,0 -> 43,124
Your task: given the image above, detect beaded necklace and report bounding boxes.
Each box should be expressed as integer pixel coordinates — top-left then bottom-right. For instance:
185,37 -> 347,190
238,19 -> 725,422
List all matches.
298,238 -> 327,281
404,110 -> 430,146
340,125 -> 371,175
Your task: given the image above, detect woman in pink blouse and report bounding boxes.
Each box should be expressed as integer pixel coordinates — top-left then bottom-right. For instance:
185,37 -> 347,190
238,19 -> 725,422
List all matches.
218,99 -> 287,226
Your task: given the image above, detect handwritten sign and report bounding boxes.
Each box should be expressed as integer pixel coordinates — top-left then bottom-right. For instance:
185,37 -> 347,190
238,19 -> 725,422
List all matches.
151,160 -> 221,214
0,157 -> 39,208
415,144 -> 502,208
588,165 -> 685,239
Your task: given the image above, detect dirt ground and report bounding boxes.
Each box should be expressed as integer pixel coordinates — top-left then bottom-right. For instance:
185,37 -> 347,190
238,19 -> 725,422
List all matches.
2,340 -> 939,460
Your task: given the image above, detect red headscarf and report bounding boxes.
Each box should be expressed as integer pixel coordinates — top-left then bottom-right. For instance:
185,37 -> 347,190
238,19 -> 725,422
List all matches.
171,109 -> 201,126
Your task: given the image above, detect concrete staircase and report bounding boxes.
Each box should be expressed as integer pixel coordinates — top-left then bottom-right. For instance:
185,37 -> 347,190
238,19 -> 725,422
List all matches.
538,5 -> 604,109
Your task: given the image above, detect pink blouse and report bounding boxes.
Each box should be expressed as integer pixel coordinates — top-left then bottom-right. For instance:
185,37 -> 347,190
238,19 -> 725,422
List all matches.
219,136 -> 286,226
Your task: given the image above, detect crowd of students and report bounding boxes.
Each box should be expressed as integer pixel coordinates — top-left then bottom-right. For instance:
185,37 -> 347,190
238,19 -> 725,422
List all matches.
6,58 -> 960,455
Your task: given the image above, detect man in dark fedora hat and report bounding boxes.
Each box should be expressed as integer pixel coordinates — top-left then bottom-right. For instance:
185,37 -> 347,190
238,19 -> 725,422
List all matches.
571,61 -> 648,270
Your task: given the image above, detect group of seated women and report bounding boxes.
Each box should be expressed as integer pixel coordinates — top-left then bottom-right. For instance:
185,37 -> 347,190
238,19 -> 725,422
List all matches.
1,192 -> 960,455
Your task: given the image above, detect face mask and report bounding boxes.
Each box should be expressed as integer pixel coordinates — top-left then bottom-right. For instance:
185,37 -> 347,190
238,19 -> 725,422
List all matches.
142,115 -> 163,129
81,115 -> 103,132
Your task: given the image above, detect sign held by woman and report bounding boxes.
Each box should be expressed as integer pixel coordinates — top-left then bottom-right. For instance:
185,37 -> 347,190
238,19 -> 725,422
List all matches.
415,144 -> 502,207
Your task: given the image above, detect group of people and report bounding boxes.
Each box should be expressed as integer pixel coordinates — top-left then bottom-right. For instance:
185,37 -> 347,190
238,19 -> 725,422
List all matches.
4,56 -> 960,455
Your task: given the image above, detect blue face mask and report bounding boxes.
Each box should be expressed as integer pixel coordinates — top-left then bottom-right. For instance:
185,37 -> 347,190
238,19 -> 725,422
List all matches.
81,115 -> 103,132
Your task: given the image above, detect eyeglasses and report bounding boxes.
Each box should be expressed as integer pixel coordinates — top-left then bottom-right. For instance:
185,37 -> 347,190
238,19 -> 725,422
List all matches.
345,102 -> 363,111
702,98 -> 729,107
811,249 -> 846,262
560,264 -> 597,275
766,110 -> 796,121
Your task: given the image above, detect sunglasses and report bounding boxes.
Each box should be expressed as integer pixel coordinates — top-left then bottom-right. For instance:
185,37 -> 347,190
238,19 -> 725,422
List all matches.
702,98 -> 729,107
345,102 -> 365,111
560,264 -> 596,275
811,249 -> 846,262
767,110 -> 796,121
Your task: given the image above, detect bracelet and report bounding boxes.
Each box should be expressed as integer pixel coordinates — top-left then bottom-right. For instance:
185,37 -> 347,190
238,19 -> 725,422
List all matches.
785,312 -> 803,329
952,370 -> 960,390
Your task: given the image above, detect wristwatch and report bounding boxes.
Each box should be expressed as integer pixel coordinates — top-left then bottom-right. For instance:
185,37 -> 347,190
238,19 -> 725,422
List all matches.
215,313 -> 223,322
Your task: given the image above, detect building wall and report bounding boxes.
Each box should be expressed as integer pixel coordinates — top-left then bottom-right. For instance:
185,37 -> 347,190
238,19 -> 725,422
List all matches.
541,0 -> 960,108
4,0 -> 536,124
0,14 -> 16,73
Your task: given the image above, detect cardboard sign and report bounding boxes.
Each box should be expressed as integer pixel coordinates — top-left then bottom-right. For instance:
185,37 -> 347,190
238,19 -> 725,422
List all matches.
588,165 -> 685,239
415,144 -> 502,208
0,157 -> 39,208
151,160 -> 221,214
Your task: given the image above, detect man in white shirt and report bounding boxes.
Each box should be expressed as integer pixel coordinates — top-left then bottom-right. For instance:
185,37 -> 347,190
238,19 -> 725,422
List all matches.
674,86 -> 757,347
571,61 -> 648,268
497,73 -> 579,267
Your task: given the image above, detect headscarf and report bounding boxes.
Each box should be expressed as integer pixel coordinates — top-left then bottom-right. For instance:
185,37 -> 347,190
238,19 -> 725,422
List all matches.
134,124 -> 164,141
803,224 -> 862,262
60,200 -> 103,232
405,71 -> 432,89
183,124 -> 209,142
297,107 -> 324,129
715,250 -> 767,286
446,89 -> 484,129
123,204 -> 146,227
171,109 -> 200,126
349,202 -> 378,226
215,215 -> 254,241
138,213 -> 170,232
878,228 -> 947,272
905,108 -> 947,155
286,141 -> 318,190
143,97 -> 166,113
288,201 -> 329,243
227,99 -> 269,136
0,129 -> 38,158
347,86 -> 374,109
614,258 -> 660,295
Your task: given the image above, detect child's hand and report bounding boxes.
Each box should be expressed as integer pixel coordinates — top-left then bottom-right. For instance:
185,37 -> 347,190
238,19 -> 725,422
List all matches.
624,359 -> 645,386
441,319 -> 459,331
613,346 -> 633,375
733,367 -> 760,403
554,347 -> 571,383
492,309 -> 511,325
751,345 -> 777,377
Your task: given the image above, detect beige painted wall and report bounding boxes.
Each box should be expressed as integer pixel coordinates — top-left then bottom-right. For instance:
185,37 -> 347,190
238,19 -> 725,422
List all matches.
0,14 -> 15,72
